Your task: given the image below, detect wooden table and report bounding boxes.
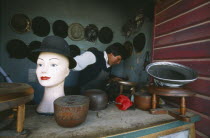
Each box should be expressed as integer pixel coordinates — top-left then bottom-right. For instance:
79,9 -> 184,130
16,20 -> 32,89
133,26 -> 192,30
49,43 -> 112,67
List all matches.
148,85 -> 196,122
0,83 -> 34,133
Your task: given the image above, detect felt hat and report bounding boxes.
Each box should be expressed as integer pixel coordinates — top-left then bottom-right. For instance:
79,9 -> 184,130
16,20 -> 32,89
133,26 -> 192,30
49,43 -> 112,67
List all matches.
10,13 -> 31,33
32,16 -> 50,37
27,41 -> 41,62
53,20 -> 68,38
123,41 -> 133,58
7,39 -> 29,59
69,44 -> 81,57
68,23 -> 84,41
32,35 -> 76,69
133,33 -> 146,53
98,27 -> 113,44
84,24 -> 98,42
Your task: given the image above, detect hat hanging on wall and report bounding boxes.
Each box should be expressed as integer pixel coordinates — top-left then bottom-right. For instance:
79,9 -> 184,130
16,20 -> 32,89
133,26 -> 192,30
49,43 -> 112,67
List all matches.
133,33 -> 146,53
135,9 -> 144,29
123,41 -> 133,58
121,19 -> 136,38
121,9 -> 144,38
98,27 -> 113,44
27,41 -> 41,62
10,13 -> 31,33
53,20 -> 68,38
6,39 -> 29,59
68,23 -> 84,41
32,16 -> 50,37
84,24 -> 98,42
69,44 -> 81,57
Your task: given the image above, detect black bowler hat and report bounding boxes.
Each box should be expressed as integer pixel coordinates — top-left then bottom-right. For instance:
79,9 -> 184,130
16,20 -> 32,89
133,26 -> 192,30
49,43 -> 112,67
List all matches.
32,35 -> 77,69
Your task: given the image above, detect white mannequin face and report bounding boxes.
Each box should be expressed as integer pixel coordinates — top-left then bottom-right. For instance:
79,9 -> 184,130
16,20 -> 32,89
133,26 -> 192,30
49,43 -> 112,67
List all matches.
36,52 -> 70,87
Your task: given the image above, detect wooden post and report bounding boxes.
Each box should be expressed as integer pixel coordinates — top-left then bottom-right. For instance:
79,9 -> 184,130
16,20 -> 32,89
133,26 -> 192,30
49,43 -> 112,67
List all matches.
120,85 -> 123,95
152,93 -> 157,109
180,97 -> 186,115
17,104 -> 25,133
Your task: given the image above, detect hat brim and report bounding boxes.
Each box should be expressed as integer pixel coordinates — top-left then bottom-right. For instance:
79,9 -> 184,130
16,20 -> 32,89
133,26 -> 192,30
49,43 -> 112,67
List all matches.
32,48 -> 77,69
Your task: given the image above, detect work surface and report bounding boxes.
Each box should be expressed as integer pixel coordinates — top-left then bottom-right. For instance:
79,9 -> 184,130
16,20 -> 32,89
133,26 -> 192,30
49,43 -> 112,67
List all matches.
22,104 -> 181,138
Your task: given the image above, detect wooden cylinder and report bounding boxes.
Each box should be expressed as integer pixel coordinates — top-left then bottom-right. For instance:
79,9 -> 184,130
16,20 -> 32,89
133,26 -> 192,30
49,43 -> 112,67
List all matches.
134,92 -> 152,111
54,95 -> 89,128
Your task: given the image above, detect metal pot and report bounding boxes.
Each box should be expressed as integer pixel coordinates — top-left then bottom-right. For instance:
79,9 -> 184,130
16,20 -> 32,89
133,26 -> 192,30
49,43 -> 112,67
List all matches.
84,89 -> 108,111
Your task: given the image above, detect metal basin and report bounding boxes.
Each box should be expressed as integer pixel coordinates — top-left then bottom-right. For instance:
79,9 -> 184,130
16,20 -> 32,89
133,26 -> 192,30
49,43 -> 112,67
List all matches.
146,62 -> 198,87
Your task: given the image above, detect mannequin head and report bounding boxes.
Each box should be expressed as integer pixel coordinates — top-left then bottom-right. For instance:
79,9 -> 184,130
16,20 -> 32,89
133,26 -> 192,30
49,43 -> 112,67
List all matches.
36,52 -> 70,87
32,35 -> 77,114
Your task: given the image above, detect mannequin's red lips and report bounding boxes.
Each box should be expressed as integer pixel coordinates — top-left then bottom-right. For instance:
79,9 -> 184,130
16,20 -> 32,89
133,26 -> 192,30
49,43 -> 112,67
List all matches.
41,76 -> 51,80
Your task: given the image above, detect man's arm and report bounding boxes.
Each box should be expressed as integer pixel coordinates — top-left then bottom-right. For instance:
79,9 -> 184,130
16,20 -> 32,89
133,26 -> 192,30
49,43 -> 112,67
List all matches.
73,51 -> 96,71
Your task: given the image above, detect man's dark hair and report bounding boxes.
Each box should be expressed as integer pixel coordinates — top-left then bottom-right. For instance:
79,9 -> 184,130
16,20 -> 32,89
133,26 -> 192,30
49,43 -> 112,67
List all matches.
105,42 -> 127,60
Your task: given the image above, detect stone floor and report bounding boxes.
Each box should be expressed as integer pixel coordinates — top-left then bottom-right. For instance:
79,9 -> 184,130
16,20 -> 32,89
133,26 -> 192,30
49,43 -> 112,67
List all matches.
0,103 -> 181,138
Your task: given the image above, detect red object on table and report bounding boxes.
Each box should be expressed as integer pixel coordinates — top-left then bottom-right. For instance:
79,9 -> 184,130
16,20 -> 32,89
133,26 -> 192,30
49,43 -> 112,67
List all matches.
115,95 -> 133,110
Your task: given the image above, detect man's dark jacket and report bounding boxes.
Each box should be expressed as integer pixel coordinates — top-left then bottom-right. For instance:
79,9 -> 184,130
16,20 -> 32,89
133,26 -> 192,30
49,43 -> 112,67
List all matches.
78,49 -> 111,86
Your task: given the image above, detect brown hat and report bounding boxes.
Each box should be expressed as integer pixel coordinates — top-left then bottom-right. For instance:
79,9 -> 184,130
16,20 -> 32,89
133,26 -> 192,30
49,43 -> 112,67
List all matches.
124,41 -> 133,58
10,13 -> 31,33
68,23 -> 84,41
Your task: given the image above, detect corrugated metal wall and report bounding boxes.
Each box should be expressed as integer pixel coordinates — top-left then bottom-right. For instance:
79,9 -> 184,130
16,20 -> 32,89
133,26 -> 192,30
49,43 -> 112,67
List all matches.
152,0 -> 210,137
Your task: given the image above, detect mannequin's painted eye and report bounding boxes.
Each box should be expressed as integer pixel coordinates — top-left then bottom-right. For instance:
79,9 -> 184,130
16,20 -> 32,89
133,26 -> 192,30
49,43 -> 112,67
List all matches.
38,64 -> 43,67
51,64 -> 58,67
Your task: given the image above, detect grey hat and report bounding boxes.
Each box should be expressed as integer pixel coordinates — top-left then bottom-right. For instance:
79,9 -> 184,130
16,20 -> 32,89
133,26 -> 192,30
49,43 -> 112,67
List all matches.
32,35 -> 76,69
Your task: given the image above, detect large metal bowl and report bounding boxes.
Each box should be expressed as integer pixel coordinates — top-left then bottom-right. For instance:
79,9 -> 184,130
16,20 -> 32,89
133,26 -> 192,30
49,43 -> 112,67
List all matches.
146,62 -> 198,87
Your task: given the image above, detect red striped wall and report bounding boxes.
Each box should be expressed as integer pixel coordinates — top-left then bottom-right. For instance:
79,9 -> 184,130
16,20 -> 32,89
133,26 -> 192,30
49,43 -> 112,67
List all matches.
153,0 -> 210,137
